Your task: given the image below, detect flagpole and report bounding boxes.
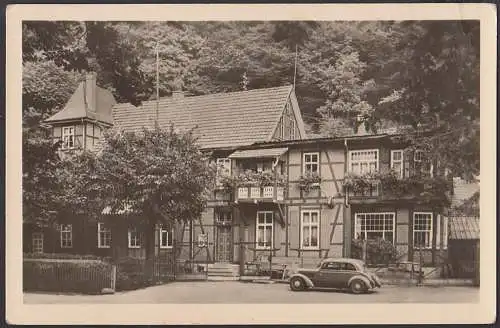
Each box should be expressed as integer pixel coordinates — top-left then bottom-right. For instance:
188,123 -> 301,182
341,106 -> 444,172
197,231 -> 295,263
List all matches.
155,41 -> 160,126
293,44 -> 298,90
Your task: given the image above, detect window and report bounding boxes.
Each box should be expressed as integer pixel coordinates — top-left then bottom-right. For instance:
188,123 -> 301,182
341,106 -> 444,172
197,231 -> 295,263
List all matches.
414,150 -> 423,162
62,126 -> 75,149
97,222 -> 111,248
32,232 -> 43,253
256,211 -> 273,249
354,213 -> 395,243
349,149 -> 378,175
413,212 -> 433,249
301,210 -> 320,249
391,150 -> 404,178
160,226 -> 173,249
60,224 -> 72,248
128,227 -> 141,248
303,152 -> 319,174
280,117 -> 285,140
290,117 -> 296,139
216,158 -> 231,177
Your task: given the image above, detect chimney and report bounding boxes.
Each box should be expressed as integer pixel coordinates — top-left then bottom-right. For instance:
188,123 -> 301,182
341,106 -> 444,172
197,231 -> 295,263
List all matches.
172,90 -> 184,100
85,72 -> 97,112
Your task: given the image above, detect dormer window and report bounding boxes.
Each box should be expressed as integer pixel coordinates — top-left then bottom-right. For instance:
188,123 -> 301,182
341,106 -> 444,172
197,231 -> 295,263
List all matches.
62,126 -> 75,149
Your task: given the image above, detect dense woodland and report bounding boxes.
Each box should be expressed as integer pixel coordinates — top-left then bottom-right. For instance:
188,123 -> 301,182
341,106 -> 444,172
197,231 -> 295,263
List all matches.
22,21 -> 480,210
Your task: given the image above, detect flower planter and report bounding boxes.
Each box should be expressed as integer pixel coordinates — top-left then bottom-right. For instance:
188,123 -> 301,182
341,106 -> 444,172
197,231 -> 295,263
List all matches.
238,187 -> 249,199
250,187 -> 261,198
277,187 -> 284,200
262,186 -> 274,198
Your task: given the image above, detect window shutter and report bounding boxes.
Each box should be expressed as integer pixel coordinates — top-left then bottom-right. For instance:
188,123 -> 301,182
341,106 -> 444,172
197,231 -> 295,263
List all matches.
436,214 -> 441,249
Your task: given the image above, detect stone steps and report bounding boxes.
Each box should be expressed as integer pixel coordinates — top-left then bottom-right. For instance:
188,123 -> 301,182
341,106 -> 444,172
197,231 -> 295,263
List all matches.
207,263 -> 240,278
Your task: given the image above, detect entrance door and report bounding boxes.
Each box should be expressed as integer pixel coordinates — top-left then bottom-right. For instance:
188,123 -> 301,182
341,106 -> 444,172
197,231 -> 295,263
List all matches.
215,210 -> 233,262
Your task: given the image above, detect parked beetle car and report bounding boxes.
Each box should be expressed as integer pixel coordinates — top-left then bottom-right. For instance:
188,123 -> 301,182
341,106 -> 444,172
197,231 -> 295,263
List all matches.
288,258 -> 382,294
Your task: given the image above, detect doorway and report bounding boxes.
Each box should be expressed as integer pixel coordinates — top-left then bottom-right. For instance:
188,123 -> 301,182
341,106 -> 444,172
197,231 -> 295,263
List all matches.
215,209 -> 233,263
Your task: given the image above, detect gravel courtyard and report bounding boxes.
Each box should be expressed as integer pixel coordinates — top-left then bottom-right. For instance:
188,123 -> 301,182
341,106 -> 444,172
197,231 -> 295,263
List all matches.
24,281 -> 480,304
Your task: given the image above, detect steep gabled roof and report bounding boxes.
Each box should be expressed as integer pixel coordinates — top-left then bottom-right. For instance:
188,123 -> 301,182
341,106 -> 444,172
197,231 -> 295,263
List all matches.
112,85 -> 302,149
45,80 -> 116,125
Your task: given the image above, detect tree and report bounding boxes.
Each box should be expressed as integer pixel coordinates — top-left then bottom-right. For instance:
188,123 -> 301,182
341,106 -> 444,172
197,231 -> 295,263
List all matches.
22,129 -> 66,227
67,125 -> 216,260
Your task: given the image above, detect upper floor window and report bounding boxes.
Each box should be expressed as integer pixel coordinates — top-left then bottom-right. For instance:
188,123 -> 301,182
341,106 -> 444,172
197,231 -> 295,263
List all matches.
349,149 -> 378,175
62,126 -> 75,149
303,152 -> 319,175
280,117 -> 285,140
390,150 -> 404,178
290,117 -> 296,139
216,158 -> 231,177
60,224 -> 73,248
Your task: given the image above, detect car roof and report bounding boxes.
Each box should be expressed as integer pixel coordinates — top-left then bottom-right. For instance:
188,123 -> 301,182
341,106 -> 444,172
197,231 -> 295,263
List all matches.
321,258 -> 365,265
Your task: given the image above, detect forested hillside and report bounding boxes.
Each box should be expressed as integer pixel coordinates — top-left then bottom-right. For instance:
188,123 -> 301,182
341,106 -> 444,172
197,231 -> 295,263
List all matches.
22,20 -> 479,179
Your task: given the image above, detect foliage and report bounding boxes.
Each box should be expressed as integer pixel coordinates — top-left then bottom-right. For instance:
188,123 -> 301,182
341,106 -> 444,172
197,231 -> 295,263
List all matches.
351,238 -> 400,266
23,258 -> 112,294
343,170 -> 453,206
220,170 -> 286,190
297,172 -> 322,193
22,20 -> 479,180
24,252 -> 111,261
451,191 -> 480,216
22,129 -> 68,227
62,125 -> 216,258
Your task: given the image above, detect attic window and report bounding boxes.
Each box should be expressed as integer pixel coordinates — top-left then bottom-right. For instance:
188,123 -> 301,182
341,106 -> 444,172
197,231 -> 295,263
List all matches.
62,126 -> 75,149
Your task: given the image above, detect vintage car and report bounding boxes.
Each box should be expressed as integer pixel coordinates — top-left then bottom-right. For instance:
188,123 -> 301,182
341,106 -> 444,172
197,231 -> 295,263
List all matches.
288,258 -> 382,294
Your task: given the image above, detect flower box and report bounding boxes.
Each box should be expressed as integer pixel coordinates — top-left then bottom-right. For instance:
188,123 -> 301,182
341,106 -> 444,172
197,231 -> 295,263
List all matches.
238,187 -> 249,199
262,186 -> 274,198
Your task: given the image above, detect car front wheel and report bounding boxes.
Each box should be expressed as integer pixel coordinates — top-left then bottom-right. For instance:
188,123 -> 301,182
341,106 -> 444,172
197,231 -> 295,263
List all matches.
349,279 -> 367,294
290,277 -> 306,291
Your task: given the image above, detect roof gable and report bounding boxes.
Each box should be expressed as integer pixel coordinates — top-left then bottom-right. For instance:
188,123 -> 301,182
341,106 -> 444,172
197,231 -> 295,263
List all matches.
112,85 -> 295,149
45,78 -> 116,125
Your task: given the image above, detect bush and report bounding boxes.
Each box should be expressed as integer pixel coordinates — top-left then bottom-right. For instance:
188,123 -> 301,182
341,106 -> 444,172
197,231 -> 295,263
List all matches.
114,257 -> 161,291
352,238 -> 399,266
23,258 -> 113,294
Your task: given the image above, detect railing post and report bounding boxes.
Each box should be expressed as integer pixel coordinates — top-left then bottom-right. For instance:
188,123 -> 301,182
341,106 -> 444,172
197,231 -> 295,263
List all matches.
111,265 -> 116,291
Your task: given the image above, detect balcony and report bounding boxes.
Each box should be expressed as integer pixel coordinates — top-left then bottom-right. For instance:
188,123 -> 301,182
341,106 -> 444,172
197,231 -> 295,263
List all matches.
236,186 -> 285,202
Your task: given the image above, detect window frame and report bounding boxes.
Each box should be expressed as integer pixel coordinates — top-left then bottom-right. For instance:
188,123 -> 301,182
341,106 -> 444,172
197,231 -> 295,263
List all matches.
348,149 -> 379,175
128,227 -> 141,249
159,225 -> 173,249
354,212 -> 395,244
97,222 -> 111,249
302,152 -> 320,175
413,212 -> 433,249
60,224 -> 73,249
256,211 -> 274,250
32,232 -> 44,253
216,158 -> 231,177
300,209 -> 320,250
414,150 -> 424,162
390,149 -> 404,179
61,126 -> 75,150
290,116 -> 296,140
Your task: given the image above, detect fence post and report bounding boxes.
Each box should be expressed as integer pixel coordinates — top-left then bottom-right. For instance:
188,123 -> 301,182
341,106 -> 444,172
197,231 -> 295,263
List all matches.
111,265 -> 116,291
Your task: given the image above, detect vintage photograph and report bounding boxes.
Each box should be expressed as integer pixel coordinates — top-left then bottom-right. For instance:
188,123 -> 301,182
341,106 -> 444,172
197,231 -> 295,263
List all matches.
6,3 -> 496,325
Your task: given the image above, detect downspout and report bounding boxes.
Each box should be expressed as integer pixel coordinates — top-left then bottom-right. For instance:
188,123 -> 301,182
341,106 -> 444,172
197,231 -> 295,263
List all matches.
344,139 -> 349,207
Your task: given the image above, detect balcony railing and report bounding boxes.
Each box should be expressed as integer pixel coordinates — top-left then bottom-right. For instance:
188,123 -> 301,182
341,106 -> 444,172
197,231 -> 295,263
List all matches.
347,181 -> 380,198
237,186 -> 284,201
